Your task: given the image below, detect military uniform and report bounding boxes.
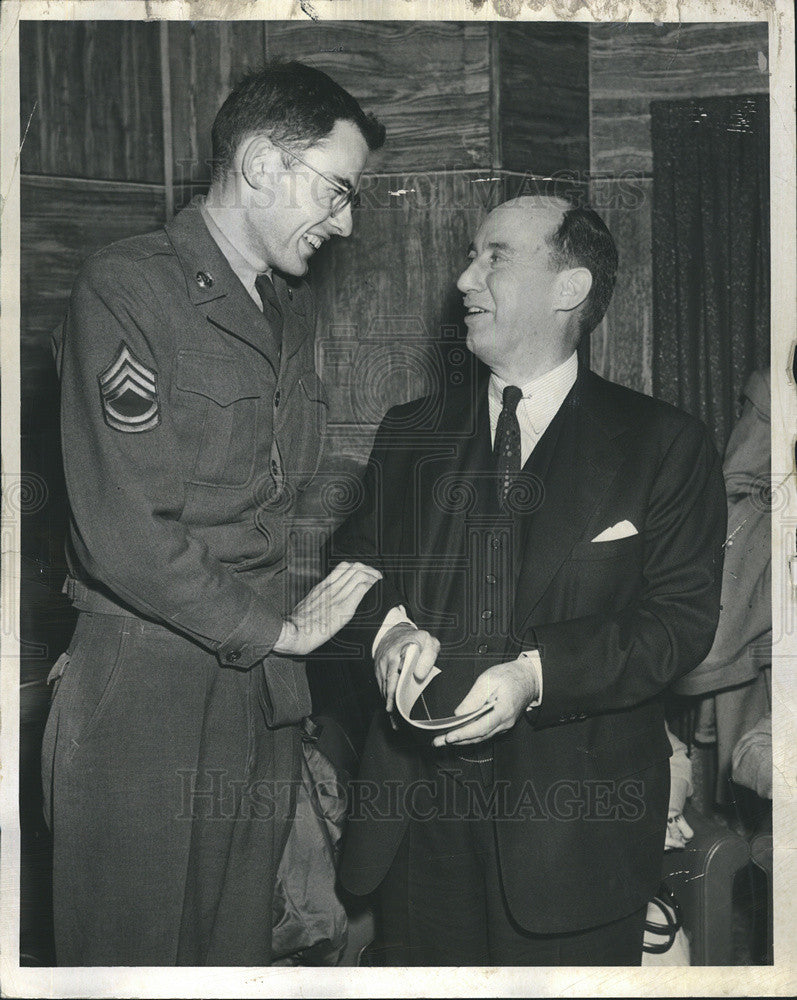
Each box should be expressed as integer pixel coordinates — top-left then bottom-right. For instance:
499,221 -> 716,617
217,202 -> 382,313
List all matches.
42,199 -> 327,964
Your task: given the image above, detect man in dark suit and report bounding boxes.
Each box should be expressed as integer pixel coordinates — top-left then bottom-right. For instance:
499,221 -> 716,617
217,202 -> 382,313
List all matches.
332,195 -> 727,965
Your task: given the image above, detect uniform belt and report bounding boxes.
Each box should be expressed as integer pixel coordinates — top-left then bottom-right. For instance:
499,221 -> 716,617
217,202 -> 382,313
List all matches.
62,576 -> 134,616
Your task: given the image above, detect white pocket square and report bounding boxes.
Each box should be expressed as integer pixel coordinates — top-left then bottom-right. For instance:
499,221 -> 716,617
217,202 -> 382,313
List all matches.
591,520 -> 638,542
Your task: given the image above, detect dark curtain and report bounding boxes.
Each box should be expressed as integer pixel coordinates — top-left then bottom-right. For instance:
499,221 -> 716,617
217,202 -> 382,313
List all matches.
651,95 -> 770,453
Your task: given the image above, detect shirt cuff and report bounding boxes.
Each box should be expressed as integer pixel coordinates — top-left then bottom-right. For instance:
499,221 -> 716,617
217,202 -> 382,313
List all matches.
372,605 -> 415,658
519,649 -> 543,708
216,592 -> 285,668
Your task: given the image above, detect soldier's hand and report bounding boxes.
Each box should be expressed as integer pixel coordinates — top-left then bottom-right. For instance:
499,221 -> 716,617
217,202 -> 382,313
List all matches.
273,562 -> 382,656
374,623 -> 440,713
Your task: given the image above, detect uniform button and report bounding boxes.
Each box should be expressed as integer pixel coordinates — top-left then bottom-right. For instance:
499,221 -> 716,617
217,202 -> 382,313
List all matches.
195,270 -> 213,288
227,649 -> 241,663
485,574 -> 496,585
287,287 -> 293,300
271,459 -> 279,474
274,389 -> 281,407
491,537 -> 501,549
481,609 -> 493,620
478,643 -> 489,654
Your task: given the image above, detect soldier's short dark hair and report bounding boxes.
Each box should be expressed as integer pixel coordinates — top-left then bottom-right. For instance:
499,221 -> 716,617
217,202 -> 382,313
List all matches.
546,204 -> 619,341
211,61 -> 386,182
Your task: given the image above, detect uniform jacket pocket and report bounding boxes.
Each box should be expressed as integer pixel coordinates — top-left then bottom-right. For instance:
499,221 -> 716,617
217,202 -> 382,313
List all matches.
174,351 -> 262,487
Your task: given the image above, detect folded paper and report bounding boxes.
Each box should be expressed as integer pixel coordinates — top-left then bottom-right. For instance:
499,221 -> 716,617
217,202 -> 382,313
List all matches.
394,646 -> 493,732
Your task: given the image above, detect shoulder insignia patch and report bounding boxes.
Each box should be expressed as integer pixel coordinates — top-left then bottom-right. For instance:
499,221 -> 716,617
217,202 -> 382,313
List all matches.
98,342 -> 160,432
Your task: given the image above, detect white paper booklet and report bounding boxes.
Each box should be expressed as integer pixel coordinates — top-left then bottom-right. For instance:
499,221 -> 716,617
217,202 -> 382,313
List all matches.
394,645 -> 494,732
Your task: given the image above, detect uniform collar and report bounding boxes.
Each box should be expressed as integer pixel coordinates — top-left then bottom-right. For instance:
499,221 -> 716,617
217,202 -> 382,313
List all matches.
165,196 -> 242,304
200,200 -> 266,306
165,198 -> 289,366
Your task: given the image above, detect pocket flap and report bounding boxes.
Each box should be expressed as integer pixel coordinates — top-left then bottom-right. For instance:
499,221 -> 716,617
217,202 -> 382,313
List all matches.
175,352 -> 261,406
569,533 -> 643,562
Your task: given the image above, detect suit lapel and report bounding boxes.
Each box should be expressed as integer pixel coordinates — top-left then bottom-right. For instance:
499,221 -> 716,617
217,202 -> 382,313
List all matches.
513,370 -> 626,629
165,200 -> 281,370
420,376 -> 493,619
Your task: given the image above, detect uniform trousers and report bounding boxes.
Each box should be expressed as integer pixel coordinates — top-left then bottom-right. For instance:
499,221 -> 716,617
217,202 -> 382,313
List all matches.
42,610 -> 299,965
374,751 -> 647,966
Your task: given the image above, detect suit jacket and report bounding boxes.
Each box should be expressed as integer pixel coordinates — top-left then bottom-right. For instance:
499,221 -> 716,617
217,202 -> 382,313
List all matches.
333,364 -> 726,934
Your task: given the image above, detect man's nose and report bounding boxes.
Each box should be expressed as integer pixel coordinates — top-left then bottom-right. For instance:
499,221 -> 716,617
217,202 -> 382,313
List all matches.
328,203 -> 354,238
456,260 -> 479,293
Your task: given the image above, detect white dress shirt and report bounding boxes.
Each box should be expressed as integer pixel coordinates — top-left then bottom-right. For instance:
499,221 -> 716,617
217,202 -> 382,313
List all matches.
375,351 -> 580,710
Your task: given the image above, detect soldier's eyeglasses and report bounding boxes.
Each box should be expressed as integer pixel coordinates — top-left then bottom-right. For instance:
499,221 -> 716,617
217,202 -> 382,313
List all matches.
271,137 -> 361,217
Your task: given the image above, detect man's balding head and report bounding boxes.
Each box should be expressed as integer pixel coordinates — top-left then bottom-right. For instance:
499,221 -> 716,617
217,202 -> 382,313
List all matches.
457,195 -> 618,383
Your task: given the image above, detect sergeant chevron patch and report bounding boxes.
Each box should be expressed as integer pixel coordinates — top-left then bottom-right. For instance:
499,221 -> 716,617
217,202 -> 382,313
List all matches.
99,342 -> 160,432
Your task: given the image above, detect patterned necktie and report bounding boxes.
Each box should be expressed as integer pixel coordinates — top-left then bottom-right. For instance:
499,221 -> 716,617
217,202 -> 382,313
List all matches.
494,384 -> 523,510
255,272 -> 283,346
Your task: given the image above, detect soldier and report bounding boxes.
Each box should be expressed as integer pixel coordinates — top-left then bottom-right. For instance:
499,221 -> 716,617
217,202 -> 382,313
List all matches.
42,62 -> 384,966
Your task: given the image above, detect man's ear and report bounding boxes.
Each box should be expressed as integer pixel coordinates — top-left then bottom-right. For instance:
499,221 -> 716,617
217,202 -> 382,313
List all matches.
556,267 -> 593,313
240,135 -> 281,192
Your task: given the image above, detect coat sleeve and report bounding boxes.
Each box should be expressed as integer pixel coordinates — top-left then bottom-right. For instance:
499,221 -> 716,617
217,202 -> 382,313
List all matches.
525,419 -> 727,727
674,374 -> 771,696
57,252 -> 285,669
326,409 -> 415,647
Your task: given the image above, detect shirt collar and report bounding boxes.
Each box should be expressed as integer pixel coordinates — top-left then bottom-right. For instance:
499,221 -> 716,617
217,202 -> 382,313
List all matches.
489,351 -> 579,407
199,199 -> 269,294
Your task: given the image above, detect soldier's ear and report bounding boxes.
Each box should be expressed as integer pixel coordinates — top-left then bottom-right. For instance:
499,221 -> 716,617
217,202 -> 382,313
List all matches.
241,136 -> 282,192
556,267 -> 592,314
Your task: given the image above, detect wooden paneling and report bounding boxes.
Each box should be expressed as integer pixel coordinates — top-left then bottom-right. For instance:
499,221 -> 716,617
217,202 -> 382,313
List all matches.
19,21 -> 164,183
168,21 -> 267,196
590,21 -> 769,174
309,171 -> 490,465
20,176 -> 167,427
499,22 -> 590,177
589,179 -> 653,396
264,21 -> 491,172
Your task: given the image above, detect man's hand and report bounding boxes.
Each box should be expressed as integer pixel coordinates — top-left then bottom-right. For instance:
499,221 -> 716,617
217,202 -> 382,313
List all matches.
273,561 -> 381,656
432,658 -> 539,747
374,622 -> 440,713
665,811 -> 695,851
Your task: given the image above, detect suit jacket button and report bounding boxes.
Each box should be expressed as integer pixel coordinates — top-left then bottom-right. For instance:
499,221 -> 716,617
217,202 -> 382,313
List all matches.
274,389 -> 281,407
478,643 -> 488,654
287,287 -> 293,300
227,649 -> 241,663
195,270 -> 213,288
